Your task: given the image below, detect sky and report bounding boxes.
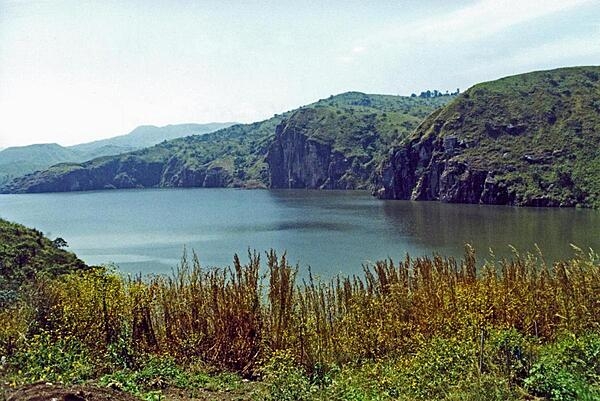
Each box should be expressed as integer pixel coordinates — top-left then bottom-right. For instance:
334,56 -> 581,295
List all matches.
0,0 -> 599,148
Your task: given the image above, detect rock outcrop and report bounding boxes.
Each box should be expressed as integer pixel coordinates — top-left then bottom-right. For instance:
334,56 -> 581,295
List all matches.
375,129 -> 515,205
374,66 -> 600,208
267,109 -> 363,189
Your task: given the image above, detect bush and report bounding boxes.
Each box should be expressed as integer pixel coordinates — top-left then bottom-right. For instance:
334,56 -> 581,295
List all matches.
8,330 -> 94,385
260,350 -> 316,401
525,333 -> 600,400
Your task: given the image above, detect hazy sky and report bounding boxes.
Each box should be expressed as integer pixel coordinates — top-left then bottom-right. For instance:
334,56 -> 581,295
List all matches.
1,0 -> 599,148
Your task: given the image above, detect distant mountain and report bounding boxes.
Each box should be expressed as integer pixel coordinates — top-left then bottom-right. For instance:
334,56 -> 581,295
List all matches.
0,122 -> 235,184
374,66 -> 600,208
0,93 -> 453,192
70,123 -> 235,153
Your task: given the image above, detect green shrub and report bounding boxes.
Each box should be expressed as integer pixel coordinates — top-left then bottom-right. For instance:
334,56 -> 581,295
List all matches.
485,328 -> 533,385
8,330 -> 94,385
403,337 -> 477,399
524,333 -> 600,400
260,350 -> 316,401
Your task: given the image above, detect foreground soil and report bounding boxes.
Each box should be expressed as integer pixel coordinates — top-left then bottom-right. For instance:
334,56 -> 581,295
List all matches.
3,382 -> 260,401
5,383 -> 140,401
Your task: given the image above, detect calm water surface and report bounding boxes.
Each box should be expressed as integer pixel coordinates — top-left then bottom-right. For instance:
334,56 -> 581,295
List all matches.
1,188 -> 598,277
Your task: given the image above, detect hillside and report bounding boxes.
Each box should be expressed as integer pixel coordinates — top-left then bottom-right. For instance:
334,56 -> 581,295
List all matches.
374,66 -> 600,208
1,93 -> 453,193
0,218 -> 88,306
267,92 -> 451,189
0,123 -> 234,185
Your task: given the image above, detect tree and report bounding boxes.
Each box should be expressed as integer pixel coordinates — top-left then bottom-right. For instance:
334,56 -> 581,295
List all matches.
52,237 -> 68,249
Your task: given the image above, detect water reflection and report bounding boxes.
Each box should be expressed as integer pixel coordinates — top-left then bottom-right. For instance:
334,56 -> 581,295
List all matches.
381,200 -> 600,262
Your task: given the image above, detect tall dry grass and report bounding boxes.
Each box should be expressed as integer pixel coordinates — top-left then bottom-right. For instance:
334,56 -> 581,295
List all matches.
3,246 -> 598,375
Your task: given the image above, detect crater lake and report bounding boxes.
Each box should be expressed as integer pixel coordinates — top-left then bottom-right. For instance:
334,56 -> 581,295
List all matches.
1,188 -> 599,277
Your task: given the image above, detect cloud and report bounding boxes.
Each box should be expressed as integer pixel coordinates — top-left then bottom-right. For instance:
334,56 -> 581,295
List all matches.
412,0 -> 592,43
337,45 -> 367,64
337,0 -> 595,78
336,55 -> 355,64
361,0 -> 592,47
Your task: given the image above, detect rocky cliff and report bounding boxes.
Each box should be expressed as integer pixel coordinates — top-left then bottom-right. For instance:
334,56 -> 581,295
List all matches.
374,66 -> 600,208
267,109 -> 368,189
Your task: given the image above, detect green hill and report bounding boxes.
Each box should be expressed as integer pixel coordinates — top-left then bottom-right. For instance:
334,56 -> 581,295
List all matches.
1,93 -> 453,193
374,66 -> 600,208
69,122 -> 235,153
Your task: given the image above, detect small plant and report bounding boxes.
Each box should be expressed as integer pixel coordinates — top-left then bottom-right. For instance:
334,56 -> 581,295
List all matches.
260,350 -> 316,401
99,356 -> 245,400
485,328 -> 533,385
8,330 -> 95,385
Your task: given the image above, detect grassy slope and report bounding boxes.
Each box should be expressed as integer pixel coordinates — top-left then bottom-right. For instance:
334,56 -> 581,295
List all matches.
2,93 -> 453,192
292,92 -> 451,156
408,66 -> 600,207
0,218 -> 87,304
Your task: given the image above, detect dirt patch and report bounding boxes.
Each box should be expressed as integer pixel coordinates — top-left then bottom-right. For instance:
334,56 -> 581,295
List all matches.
5,383 -> 140,401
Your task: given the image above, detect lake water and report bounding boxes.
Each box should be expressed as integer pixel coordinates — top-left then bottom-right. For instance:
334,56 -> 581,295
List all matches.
1,188 -> 599,277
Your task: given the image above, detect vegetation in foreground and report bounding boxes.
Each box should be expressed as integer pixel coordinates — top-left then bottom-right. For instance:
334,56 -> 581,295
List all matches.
0,218 -> 599,400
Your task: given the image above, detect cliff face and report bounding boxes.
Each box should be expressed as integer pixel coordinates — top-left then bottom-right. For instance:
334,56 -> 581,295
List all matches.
266,94 -> 454,190
374,66 -> 600,208
267,110 -> 360,189
375,127 -> 514,205
160,156 -> 232,188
